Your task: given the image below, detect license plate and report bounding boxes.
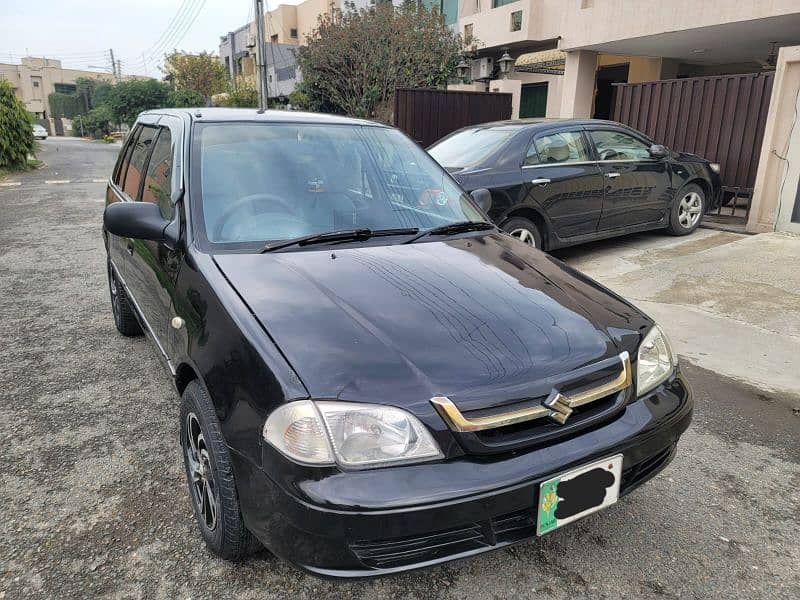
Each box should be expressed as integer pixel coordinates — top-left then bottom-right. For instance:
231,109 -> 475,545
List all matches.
536,454 -> 623,536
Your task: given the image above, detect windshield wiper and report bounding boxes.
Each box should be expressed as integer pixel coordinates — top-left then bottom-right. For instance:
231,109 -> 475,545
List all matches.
402,221 -> 496,244
260,227 -> 419,253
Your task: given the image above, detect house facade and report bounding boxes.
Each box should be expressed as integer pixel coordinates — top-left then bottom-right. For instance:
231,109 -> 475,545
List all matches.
0,57 -> 116,120
449,0 -> 800,233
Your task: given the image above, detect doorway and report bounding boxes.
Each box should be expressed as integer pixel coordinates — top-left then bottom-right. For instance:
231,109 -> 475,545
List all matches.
594,64 -> 629,119
520,83 -> 548,118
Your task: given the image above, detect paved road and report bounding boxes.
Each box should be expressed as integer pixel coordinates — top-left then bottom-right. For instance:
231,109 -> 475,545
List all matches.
1,138 -> 798,599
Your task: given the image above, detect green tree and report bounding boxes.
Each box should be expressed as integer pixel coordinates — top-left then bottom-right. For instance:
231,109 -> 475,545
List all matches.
168,87 -> 205,107
163,51 -> 227,103
106,79 -> 171,125
92,82 -> 113,107
296,3 -> 465,120
0,80 -> 35,169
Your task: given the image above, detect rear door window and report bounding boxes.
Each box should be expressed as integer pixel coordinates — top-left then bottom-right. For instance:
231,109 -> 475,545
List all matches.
122,125 -> 158,200
141,127 -> 174,219
529,131 -> 590,165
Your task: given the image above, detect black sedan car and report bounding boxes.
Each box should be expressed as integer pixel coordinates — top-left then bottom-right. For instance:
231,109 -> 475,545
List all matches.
428,119 -> 721,249
103,109 -> 692,577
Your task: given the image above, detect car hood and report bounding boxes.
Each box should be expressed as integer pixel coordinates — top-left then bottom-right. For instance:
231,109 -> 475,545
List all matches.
213,233 -> 650,414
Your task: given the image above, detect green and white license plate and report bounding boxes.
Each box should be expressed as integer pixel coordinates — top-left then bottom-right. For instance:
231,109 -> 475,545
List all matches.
536,454 -> 623,536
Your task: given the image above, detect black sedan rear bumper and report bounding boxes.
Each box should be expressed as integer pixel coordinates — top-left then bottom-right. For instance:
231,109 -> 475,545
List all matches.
231,375 -> 692,578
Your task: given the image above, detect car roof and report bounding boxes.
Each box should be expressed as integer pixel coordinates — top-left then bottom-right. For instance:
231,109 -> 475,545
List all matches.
139,107 -> 387,128
452,118 -> 628,132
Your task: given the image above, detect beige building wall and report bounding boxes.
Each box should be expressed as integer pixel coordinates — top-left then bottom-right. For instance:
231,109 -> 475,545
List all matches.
297,0 -> 335,44
558,0 -> 800,50
597,54 -> 662,84
0,57 -> 115,118
458,1 -> 563,52
264,4 -> 299,45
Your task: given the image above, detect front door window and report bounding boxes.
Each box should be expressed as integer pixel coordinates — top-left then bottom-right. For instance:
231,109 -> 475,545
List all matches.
590,130 -> 652,161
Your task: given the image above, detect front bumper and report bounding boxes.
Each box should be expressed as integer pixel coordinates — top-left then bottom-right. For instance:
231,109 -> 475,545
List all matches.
231,375 -> 692,577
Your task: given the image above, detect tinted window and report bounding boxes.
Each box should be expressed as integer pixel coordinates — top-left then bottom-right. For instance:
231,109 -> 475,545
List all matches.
530,131 -> 590,165
122,126 -> 158,200
114,128 -> 139,185
590,129 -> 651,161
195,123 -> 485,245
428,127 -> 517,170
141,128 -> 173,219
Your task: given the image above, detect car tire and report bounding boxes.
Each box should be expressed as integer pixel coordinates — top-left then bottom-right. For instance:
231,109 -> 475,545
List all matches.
180,380 -> 260,561
668,184 -> 705,235
107,260 -> 142,337
502,217 -> 543,249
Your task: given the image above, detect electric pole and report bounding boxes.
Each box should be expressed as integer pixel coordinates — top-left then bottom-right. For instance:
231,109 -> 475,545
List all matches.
109,48 -> 118,80
253,0 -> 269,111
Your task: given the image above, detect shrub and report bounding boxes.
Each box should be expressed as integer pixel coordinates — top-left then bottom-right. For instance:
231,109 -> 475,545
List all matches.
0,80 -> 35,169
218,78 -> 258,108
81,104 -> 115,138
48,91 -> 82,118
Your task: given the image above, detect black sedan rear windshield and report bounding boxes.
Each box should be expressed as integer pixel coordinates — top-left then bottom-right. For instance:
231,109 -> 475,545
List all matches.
428,127 -> 517,170
192,123 -> 483,247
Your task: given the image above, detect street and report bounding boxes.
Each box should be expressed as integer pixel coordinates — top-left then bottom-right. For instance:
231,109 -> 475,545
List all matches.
1,138 -> 798,599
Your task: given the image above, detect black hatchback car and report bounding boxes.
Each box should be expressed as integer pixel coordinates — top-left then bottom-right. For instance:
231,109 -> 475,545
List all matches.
428,119 -> 721,250
103,108 -> 692,577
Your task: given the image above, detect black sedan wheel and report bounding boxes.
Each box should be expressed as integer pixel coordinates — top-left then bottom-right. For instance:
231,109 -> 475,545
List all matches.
107,260 -> 142,337
668,184 -> 705,235
180,381 -> 259,560
502,217 -> 543,249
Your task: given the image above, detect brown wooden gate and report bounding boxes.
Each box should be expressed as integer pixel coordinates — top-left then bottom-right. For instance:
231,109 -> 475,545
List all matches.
612,72 -> 774,189
394,88 -> 513,148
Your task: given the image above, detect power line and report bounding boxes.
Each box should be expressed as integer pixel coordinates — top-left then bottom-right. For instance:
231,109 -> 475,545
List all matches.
124,0 -> 201,69
125,0 -> 207,74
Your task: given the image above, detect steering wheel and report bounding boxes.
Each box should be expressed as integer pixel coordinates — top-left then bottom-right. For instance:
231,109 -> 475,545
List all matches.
600,148 -> 620,161
213,193 -> 298,241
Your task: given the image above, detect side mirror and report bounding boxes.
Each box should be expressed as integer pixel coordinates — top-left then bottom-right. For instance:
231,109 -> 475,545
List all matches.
104,201 -> 175,244
649,144 -> 668,159
470,188 -> 492,213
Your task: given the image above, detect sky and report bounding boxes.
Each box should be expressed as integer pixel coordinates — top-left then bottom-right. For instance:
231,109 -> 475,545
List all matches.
0,0 -> 304,78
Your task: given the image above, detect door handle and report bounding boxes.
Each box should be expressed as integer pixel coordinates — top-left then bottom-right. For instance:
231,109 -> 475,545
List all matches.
605,172 -> 621,179
530,178 -> 551,186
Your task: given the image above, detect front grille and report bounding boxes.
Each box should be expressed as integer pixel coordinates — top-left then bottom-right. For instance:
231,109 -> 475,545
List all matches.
349,444 -> 677,570
438,353 -> 634,455
472,391 -> 622,449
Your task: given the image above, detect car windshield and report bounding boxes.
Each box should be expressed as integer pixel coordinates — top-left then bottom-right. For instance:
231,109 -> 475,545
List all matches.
428,127 -> 517,170
194,123 -> 485,246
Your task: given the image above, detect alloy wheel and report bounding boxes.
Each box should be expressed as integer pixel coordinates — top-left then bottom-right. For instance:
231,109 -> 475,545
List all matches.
510,228 -> 537,247
678,191 -> 703,229
185,412 -> 219,531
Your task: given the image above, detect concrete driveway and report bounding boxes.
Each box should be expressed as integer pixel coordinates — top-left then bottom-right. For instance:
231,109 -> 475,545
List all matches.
1,138 -> 798,599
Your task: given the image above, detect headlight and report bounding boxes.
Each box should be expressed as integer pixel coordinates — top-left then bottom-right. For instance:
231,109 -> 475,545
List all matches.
636,325 -> 676,396
709,162 -> 721,174
263,400 -> 443,468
